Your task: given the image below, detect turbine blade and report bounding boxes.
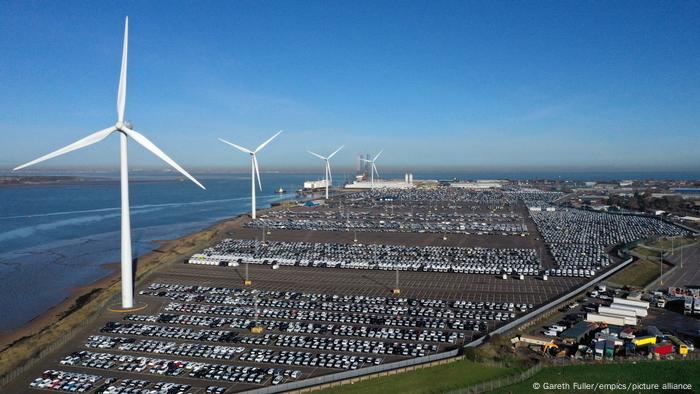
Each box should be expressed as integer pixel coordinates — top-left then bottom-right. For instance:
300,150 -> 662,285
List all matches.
219,138 -> 253,154
255,130 -> 283,153
117,16 -> 128,122
123,127 -> 205,189
308,150 -> 326,160
327,145 -> 344,159
373,149 -> 383,161
13,127 -> 117,171
360,159 -> 371,162
253,155 -> 262,191
373,163 -> 379,178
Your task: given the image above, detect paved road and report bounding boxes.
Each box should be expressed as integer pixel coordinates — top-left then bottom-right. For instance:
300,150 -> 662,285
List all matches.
662,243 -> 700,288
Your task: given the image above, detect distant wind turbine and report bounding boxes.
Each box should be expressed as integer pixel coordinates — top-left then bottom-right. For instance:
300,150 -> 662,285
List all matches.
219,131 -> 283,219
360,150 -> 383,189
12,17 -> 205,309
308,145 -> 343,199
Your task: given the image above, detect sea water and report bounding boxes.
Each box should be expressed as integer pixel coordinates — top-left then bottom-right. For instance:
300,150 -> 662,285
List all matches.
0,172 -> 310,332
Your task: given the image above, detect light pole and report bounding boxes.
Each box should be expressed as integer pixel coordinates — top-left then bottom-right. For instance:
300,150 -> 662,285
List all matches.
245,239 -> 256,286
250,289 -> 263,333
392,263 -> 401,295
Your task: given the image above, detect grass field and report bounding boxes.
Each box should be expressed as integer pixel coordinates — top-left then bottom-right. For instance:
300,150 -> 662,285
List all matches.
491,360 -> 700,393
608,258 -> 670,287
316,359 -> 520,394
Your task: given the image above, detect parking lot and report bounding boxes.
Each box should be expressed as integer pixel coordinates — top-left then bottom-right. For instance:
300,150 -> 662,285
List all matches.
329,189 -> 519,212
189,239 -> 543,276
247,208 -> 527,236
18,187 -> 680,394
14,259 -> 585,393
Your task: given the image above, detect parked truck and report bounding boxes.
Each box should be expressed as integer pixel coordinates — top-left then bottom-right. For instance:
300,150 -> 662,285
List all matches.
604,339 -> 615,360
684,296 -> 693,315
668,335 -> 689,356
594,340 -> 605,360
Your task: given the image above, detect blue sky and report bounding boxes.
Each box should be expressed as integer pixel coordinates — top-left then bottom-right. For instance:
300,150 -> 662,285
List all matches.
1,1 -> 699,172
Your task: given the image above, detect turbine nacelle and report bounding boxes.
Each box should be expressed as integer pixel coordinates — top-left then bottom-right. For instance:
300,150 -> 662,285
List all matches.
115,121 -> 133,131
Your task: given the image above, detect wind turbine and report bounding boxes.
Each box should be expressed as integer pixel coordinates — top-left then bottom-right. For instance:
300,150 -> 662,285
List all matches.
308,145 -> 343,199
361,150 -> 383,189
219,131 -> 283,219
12,17 -> 205,310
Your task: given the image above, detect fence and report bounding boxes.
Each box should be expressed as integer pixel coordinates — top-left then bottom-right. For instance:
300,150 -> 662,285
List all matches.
548,350 -> 700,366
244,349 -> 460,394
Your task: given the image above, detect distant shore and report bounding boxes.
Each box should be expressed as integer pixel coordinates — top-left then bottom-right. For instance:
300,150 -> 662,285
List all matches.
0,175 -> 201,187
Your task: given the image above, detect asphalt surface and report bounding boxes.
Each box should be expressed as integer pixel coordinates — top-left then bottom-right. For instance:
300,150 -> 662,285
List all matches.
8,198 -> 584,394
662,243 -> 700,288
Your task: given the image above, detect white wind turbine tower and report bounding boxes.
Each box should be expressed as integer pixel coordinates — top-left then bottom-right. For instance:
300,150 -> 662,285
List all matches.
12,17 -> 205,310
308,145 -> 343,199
219,131 -> 283,219
361,150 -> 383,189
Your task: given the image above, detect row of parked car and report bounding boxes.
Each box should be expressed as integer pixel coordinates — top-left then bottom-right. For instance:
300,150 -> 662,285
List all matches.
247,207 -> 526,235
141,287 -> 519,330
190,239 -> 542,275
331,188 -> 518,209
100,321 -> 238,343
96,379 -> 194,394
58,350 -> 301,386
85,335 -> 244,361
29,370 -> 101,393
239,348 -> 379,370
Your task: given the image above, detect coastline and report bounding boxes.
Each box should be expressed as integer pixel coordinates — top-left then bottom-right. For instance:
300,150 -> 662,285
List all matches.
0,262 -> 120,351
0,199 -> 295,379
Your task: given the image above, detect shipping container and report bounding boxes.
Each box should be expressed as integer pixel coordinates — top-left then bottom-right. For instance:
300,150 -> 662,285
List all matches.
598,306 -> 637,318
613,297 -> 650,309
632,335 -> 657,347
586,313 -> 626,326
653,342 -> 674,356
610,303 -> 648,317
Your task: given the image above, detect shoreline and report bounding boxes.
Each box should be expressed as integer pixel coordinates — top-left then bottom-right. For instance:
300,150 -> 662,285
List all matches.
0,194 -> 304,350
0,198 -> 299,377
0,261 -> 120,351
